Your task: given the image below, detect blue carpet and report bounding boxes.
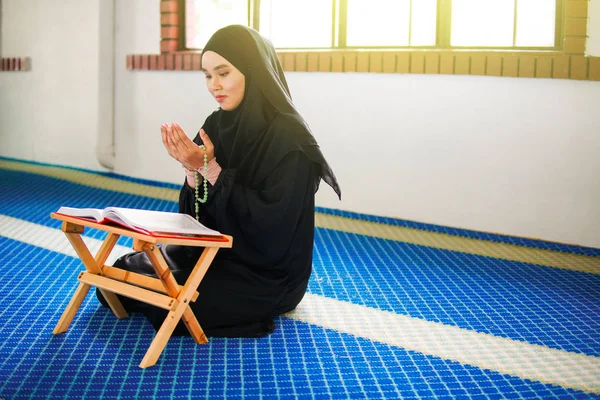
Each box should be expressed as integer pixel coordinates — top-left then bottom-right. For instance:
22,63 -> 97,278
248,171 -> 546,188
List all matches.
1,161 -> 599,399
0,239 -> 593,399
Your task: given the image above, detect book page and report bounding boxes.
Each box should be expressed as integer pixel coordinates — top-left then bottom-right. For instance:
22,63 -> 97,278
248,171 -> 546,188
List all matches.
104,207 -> 221,236
56,207 -> 104,222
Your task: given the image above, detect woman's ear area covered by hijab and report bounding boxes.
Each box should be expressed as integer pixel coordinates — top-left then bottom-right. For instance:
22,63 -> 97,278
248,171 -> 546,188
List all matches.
201,50 -> 246,111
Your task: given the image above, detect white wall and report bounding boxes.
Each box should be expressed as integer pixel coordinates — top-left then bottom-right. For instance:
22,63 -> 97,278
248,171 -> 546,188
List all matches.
589,0 -> 600,55
2,0 -> 600,249
0,0 -> 113,169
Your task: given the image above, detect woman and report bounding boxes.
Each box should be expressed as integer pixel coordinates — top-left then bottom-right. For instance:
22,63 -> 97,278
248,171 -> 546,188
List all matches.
97,25 -> 340,337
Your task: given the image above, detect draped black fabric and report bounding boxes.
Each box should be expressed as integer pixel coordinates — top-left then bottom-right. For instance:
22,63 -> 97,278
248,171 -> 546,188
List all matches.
97,25 -> 340,338
201,25 -> 341,197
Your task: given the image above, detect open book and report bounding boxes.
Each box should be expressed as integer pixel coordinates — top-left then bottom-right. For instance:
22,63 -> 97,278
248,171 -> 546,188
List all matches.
56,206 -> 223,239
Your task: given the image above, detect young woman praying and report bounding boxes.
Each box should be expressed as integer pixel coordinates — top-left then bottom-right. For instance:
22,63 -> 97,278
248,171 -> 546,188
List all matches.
97,25 -> 340,338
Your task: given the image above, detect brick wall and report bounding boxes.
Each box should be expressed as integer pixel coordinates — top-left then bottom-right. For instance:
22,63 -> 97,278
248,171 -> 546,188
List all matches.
0,57 -> 30,71
160,0 -> 182,53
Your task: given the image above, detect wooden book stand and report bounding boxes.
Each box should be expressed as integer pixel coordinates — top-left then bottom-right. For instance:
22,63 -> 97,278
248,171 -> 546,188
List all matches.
50,213 -> 232,368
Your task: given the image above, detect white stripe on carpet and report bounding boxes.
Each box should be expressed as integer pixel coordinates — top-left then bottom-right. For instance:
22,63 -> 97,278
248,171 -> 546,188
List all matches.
1,214 -> 598,394
0,215 -> 131,265
286,293 -> 600,394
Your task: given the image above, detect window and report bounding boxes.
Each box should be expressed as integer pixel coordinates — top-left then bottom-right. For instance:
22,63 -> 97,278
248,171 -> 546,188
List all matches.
184,0 -> 563,50
451,0 -> 558,47
185,0 -> 249,49
346,0 -> 437,47
260,0 -> 332,48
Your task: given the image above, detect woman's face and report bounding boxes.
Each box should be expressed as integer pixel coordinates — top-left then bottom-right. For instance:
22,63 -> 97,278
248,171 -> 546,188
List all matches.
202,51 -> 246,111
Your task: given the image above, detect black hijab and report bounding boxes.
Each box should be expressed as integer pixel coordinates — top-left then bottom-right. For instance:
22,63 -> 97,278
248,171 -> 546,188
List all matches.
201,25 -> 341,199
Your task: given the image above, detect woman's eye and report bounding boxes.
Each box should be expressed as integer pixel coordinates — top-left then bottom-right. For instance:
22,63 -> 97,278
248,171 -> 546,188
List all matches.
219,72 -> 229,78
204,75 -> 211,80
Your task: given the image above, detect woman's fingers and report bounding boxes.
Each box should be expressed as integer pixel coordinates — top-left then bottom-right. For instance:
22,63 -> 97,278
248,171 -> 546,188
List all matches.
161,124 -> 172,152
170,122 -> 204,169
171,122 -> 192,152
160,124 -> 167,145
199,129 -> 212,147
199,129 -> 215,161
165,123 -> 182,159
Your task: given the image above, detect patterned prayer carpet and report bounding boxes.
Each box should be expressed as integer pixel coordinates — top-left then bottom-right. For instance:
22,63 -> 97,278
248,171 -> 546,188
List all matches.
0,156 -> 599,400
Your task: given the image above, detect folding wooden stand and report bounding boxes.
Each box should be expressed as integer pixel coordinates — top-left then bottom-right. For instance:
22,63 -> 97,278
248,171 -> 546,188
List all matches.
50,213 -> 232,368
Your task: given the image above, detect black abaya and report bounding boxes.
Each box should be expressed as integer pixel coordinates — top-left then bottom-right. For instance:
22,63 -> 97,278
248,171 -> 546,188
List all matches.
98,149 -> 319,336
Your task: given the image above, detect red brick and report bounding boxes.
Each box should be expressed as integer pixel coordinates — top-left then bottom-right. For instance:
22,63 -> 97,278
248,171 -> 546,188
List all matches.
166,54 -> 175,70
183,54 -> 192,70
161,13 -> 179,25
590,57 -> 600,81
162,26 -> 179,39
160,1 -> 178,13
193,53 -> 202,70
175,53 -> 183,70
161,39 -> 178,53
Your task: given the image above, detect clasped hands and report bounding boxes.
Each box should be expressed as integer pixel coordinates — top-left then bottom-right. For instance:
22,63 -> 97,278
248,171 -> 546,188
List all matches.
160,122 -> 214,171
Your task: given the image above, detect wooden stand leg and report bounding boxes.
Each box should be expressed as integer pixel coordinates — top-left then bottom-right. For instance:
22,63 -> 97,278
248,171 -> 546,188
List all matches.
139,308 -> 184,368
175,247 -> 220,344
143,245 -> 208,343
100,290 -> 128,319
64,227 -> 128,319
53,282 -> 91,334
138,246 -> 220,367
94,232 -> 128,318
182,308 -> 206,345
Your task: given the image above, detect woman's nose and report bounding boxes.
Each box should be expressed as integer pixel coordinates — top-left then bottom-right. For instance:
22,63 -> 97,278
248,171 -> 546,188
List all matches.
210,76 -> 221,90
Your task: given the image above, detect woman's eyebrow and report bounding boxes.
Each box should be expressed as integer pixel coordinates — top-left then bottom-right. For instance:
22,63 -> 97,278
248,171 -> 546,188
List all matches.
201,64 -> 229,73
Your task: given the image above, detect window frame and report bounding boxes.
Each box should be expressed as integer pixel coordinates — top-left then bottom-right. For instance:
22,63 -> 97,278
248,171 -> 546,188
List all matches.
182,0 -> 565,51
127,0 -> 599,81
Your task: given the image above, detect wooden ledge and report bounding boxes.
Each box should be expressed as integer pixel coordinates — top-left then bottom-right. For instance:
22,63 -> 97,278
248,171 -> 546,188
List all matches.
125,51 -> 600,81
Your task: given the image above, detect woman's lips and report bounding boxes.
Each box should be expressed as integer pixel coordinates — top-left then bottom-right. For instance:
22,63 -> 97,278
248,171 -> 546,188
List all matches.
216,95 -> 226,102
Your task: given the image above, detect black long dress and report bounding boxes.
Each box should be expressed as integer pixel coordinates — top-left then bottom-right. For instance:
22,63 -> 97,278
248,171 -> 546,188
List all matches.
97,25 -> 340,337
99,143 -> 319,336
